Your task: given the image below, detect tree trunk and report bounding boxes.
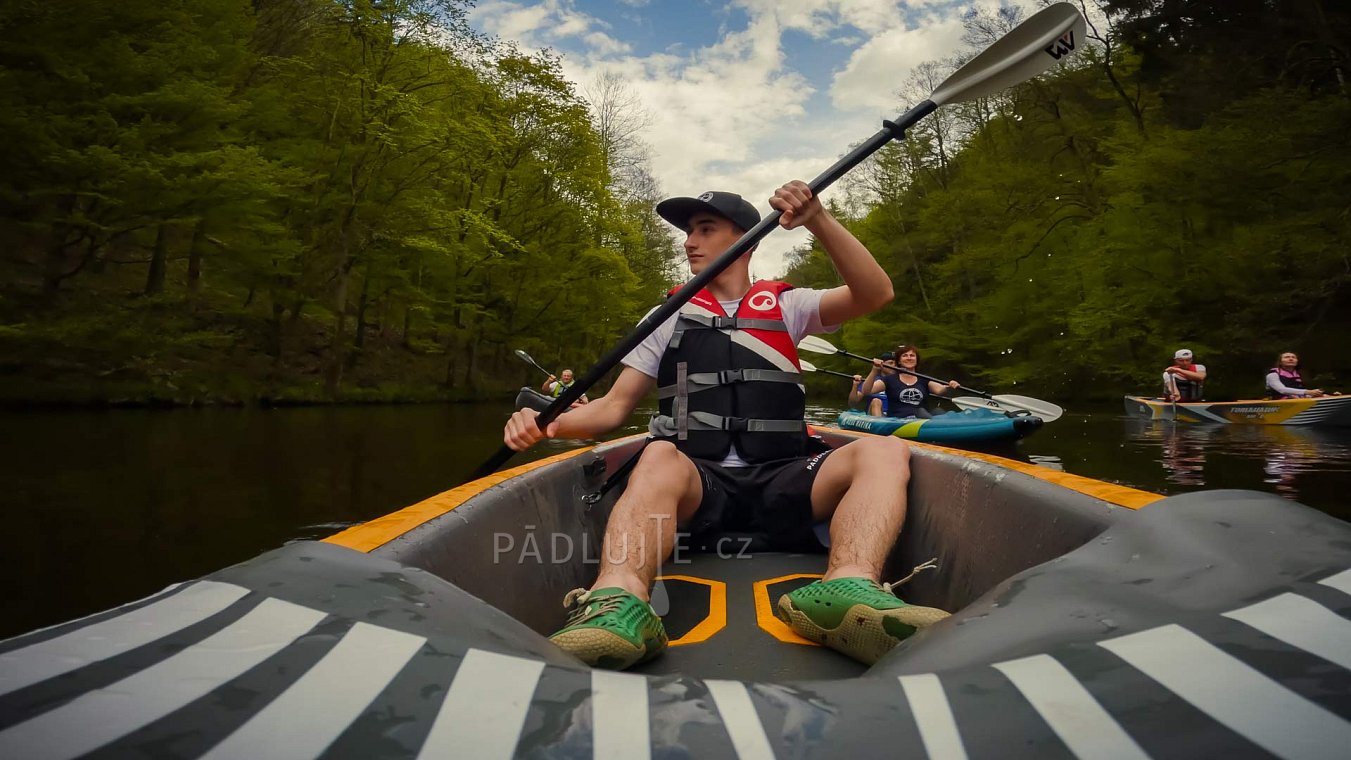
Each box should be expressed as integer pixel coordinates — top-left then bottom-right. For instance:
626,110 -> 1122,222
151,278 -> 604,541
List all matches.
325,265 -> 351,397
144,224 -> 169,296
268,299 -> 285,360
354,264 -> 371,352
187,220 -> 206,296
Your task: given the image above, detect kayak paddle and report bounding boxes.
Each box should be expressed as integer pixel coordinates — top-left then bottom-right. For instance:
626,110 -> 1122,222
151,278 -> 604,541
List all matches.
513,349 -> 554,380
798,358 -> 857,380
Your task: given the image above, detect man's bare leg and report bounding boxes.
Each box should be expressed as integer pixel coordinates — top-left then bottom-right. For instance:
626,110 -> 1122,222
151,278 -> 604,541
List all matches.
808,436 -> 911,580
777,436 -> 948,665
592,441 -> 704,600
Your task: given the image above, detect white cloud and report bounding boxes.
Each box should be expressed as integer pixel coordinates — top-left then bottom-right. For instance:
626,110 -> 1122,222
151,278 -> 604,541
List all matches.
469,0 -> 626,53
830,16 -> 966,111
468,0 -> 1025,277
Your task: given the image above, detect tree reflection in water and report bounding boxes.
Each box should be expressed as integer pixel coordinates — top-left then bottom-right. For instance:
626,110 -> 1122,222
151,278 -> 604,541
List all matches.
1124,419 -> 1351,499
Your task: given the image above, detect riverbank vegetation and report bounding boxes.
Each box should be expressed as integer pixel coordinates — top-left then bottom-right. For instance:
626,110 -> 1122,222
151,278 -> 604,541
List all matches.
789,0 -> 1351,402
0,0 -> 680,405
2,0 -> 1348,405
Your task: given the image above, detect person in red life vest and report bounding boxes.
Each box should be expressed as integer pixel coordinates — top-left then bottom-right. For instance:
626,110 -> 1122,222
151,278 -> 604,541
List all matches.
504,181 -> 949,670
1265,352 -> 1334,399
1163,348 -> 1207,402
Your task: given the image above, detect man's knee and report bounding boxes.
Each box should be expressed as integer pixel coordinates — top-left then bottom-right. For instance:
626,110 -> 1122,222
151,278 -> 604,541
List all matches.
861,435 -> 910,458
849,436 -> 911,472
630,441 -> 693,485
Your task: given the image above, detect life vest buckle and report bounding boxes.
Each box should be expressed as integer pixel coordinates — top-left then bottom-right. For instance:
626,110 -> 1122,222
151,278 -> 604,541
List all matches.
720,416 -> 749,432
717,369 -> 745,385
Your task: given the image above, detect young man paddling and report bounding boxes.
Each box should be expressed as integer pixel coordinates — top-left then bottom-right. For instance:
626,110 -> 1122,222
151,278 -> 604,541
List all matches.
503,181 -> 949,669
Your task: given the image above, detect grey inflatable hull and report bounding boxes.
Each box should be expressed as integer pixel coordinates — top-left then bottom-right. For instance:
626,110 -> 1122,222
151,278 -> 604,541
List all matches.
1,430 -> 1348,758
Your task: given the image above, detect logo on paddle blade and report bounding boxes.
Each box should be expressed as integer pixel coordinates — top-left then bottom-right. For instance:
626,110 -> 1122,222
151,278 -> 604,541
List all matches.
747,291 -> 778,311
1044,30 -> 1075,60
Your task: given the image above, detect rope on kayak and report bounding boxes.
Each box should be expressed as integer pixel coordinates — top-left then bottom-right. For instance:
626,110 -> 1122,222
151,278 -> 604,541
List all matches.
883,558 -> 940,593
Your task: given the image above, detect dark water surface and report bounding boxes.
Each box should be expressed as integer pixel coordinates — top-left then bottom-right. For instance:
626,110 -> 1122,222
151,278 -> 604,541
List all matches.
2,402 -> 1348,639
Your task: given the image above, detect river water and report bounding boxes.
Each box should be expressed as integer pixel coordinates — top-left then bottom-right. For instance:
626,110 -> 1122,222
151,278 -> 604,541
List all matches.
2,401 -> 1349,639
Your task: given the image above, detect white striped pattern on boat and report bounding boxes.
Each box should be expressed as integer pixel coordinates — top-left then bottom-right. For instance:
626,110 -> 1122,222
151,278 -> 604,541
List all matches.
592,670 -> 651,760
1318,567 -> 1351,595
3,569 -> 1351,759
418,648 -> 544,759
1222,592 -> 1351,671
0,597 -> 325,760
705,680 -> 777,760
993,654 -> 1150,760
898,673 -> 969,760
1098,623 -> 1351,760
200,621 -> 426,760
0,580 -> 248,698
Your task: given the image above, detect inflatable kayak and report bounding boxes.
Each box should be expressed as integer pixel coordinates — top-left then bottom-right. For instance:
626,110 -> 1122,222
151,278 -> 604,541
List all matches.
2,430 -> 1348,758
1124,393 -> 1351,426
837,407 -> 1043,442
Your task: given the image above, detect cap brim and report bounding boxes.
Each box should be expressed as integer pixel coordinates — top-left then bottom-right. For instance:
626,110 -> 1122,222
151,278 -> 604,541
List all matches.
655,197 -> 720,231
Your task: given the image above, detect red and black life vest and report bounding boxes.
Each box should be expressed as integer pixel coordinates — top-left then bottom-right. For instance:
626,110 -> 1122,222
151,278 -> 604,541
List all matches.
1171,363 -> 1204,401
1266,367 -> 1304,399
651,280 -> 807,463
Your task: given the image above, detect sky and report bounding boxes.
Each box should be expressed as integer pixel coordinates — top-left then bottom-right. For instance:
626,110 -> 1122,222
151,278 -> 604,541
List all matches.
467,0 -> 1022,279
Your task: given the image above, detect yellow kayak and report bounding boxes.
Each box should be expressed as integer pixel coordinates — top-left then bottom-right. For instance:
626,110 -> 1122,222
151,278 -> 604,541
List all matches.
1124,394 -> 1351,426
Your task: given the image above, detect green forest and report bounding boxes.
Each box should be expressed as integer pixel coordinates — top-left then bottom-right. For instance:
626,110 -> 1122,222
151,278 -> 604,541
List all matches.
1,0 -> 1348,406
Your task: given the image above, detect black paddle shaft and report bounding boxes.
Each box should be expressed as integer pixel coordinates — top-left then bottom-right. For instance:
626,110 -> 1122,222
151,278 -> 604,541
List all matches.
468,102 -> 938,482
834,347 -> 993,399
814,366 -> 858,380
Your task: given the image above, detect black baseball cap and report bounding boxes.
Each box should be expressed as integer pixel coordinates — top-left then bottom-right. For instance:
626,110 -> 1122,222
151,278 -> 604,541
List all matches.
879,351 -> 897,361
656,191 -> 761,233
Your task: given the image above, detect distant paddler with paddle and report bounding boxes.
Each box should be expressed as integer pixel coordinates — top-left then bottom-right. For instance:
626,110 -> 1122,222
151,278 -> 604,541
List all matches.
797,334 -> 1065,421
491,3 -> 1087,669
856,345 -> 960,419
543,368 -> 589,404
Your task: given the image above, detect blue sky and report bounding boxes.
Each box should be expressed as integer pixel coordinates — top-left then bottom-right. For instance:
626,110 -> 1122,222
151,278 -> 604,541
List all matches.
468,0 -> 1021,276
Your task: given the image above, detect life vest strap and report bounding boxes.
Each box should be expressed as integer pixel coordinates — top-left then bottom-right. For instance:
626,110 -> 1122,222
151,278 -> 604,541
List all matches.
670,313 -> 786,348
650,412 -> 806,436
655,369 -> 802,399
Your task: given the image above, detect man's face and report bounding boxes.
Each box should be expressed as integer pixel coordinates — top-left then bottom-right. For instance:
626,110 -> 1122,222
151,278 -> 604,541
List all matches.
1174,355 -> 1192,366
683,212 -> 743,274
560,370 -> 574,383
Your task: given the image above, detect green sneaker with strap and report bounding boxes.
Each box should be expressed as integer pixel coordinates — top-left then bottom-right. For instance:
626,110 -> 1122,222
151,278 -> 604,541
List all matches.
775,569 -> 950,665
548,587 -> 668,670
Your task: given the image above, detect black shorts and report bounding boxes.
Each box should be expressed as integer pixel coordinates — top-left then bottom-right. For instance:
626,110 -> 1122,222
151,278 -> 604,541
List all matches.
682,450 -> 834,554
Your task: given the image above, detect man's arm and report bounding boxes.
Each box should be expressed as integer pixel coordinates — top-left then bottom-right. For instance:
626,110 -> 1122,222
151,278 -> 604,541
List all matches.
505,367 -> 655,451
1171,366 -> 1207,382
769,182 -> 894,326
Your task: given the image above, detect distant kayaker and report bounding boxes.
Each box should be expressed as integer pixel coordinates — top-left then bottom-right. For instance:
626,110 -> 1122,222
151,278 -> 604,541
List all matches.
848,352 -> 894,416
543,368 -> 589,404
1265,352 -> 1330,399
1163,348 -> 1207,402
504,181 -> 949,670
885,344 -> 959,418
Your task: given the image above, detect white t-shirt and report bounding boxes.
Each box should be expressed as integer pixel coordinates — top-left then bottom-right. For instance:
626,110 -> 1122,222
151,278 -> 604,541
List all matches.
622,286 -> 837,466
